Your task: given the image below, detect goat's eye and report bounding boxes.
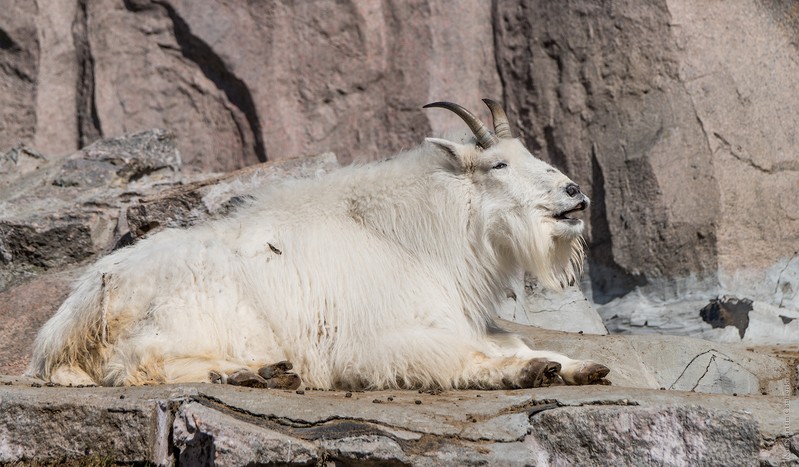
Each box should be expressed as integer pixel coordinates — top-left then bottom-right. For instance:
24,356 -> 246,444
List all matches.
492,162 -> 508,170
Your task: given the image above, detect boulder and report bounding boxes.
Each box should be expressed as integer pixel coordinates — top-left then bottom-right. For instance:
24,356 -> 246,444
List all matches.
498,277 -> 608,335
529,405 -> 759,466
0,128 -> 182,292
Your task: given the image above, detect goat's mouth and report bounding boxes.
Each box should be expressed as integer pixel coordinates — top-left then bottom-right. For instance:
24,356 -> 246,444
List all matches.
554,201 -> 587,223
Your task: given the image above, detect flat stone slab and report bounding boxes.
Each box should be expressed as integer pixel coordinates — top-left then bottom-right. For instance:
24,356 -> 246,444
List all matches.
501,319 -> 796,397
0,376 -> 795,465
2,320 -> 796,464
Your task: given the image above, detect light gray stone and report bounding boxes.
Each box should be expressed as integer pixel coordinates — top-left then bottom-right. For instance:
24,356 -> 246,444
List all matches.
759,438 -> 799,467
529,405 -> 760,466
319,435 -> 409,465
498,276 -> 607,335
527,385 -> 799,441
501,319 -> 794,397
194,383 -> 533,438
173,402 -> 319,466
459,412 -> 530,442
598,289 -> 799,346
125,152 -> 339,238
0,383 -> 171,465
0,375 -> 795,465
0,129 -> 183,292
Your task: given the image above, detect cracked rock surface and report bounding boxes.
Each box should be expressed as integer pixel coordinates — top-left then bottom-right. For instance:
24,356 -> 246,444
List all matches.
1,323 -> 797,464
0,375 -> 795,465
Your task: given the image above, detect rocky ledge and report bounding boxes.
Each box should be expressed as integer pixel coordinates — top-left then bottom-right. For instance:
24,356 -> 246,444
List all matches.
2,324 -> 797,465
0,377 -> 794,466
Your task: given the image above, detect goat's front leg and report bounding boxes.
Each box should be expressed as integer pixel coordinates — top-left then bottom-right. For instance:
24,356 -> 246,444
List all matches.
465,331 -> 610,388
457,351 -> 564,389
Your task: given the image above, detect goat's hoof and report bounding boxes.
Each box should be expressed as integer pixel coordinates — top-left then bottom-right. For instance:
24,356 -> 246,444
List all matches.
257,361 -> 302,390
227,369 -> 270,388
257,361 -> 293,379
517,358 -> 563,388
209,371 -> 224,384
572,362 -> 611,385
268,372 -> 302,390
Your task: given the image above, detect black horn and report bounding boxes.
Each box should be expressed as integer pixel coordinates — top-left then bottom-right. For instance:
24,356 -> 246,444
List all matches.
423,101 -> 499,149
482,98 -> 513,139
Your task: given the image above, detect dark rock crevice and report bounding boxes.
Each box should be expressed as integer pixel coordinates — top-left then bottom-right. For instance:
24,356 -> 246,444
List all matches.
588,147 -> 647,303
0,28 -> 35,82
73,0 -> 102,148
0,28 -> 19,52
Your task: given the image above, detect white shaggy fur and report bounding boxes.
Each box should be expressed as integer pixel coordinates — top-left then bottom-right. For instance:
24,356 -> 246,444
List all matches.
28,131 -> 604,389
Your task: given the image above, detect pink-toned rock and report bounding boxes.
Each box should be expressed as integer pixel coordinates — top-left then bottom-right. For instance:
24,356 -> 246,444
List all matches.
0,1 -> 38,152
0,269 -> 81,375
494,0 -> 799,314
494,0 -> 719,290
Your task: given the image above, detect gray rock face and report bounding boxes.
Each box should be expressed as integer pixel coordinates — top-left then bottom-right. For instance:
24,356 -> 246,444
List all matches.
5,0 -> 500,171
529,405 -> 760,466
496,0 -> 799,308
0,384 -> 170,464
0,129 -> 182,292
495,0 -> 720,286
493,0 -> 799,338
0,2 -> 38,153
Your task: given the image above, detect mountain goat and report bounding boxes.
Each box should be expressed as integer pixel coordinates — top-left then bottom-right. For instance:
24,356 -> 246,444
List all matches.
28,99 -> 609,390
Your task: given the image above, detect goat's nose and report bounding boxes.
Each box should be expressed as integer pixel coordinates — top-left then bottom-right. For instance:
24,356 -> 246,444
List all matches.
565,183 -> 581,197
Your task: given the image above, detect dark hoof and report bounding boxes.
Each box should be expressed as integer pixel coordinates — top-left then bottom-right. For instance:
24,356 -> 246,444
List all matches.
516,359 -> 563,389
257,361 -> 302,390
227,369 -> 270,388
257,361 -> 293,379
572,363 -> 611,385
267,372 -> 302,390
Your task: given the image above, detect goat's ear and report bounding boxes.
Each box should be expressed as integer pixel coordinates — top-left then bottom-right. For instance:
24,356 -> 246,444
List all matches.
426,137 -> 468,167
